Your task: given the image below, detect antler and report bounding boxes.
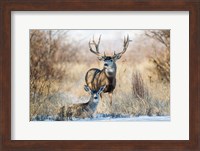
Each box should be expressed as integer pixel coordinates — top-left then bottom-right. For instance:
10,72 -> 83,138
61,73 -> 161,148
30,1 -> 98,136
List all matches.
89,35 -> 104,57
113,35 -> 131,59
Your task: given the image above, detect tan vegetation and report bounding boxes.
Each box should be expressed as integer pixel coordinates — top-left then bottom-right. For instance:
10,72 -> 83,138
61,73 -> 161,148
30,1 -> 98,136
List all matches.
30,30 -> 170,120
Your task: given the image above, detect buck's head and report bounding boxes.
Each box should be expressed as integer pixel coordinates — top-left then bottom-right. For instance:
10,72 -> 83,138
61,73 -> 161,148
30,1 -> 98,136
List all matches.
89,35 -> 131,69
84,85 -> 106,102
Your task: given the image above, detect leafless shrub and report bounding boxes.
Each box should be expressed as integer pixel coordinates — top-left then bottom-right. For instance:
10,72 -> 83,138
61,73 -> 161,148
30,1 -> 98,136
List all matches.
30,30 -> 72,118
129,70 -> 169,116
145,30 -> 170,83
132,71 -> 149,99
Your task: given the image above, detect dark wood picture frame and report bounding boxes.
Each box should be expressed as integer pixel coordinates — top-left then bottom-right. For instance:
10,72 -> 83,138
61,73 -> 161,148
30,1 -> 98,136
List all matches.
0,0 -> 199,150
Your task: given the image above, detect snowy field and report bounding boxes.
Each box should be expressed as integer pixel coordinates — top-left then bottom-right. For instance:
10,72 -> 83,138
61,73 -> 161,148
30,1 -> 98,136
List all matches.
77,115 -> 170,122
68,115 -> 170,122
32,114 -> 170,121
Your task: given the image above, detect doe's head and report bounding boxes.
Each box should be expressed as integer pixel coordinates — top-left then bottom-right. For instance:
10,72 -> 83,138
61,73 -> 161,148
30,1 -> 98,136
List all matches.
84,85 -> 106,102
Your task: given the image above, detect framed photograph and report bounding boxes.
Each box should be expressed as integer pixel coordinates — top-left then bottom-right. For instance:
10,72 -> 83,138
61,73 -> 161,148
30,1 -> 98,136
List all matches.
0,0 -> 199,151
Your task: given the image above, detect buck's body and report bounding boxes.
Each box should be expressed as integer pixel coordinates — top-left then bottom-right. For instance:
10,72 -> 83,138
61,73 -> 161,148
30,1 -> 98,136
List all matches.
85,67 -> 116,94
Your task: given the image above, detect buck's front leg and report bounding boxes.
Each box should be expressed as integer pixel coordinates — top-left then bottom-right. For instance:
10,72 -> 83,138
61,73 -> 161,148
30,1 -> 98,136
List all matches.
108,92 -> 113,114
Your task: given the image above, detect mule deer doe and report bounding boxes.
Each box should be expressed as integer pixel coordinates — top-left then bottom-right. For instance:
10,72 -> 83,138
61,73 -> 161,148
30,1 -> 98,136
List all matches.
66,85 -> 106,121
85,35 -> 131,109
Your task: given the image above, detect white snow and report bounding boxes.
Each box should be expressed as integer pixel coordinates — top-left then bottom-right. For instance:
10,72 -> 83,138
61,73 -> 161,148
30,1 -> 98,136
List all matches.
32,114 -> 170,122
72,115 -> 170,122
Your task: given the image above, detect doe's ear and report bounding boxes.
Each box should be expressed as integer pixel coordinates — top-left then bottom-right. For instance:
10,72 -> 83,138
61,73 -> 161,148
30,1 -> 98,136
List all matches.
98,85 -> 106,93
84,85 -> 91,92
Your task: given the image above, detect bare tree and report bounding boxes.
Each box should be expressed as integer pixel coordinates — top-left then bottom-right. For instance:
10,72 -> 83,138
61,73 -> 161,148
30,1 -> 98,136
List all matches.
30,30 -> 70,118
145,30 -> 170,82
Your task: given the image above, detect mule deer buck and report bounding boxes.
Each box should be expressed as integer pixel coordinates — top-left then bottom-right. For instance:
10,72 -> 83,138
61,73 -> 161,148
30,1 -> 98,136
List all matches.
66,85 -> 106,121
85,35 -> 131,109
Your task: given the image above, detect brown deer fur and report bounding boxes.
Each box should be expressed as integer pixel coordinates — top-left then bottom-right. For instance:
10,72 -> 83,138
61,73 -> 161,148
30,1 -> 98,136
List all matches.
85,35 -> 130,107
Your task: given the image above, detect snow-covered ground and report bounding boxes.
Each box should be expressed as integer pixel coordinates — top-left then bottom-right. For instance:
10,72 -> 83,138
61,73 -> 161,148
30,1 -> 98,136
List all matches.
69,115 -> 170,122
32,114 -> 170,121
76,115 -> 170,122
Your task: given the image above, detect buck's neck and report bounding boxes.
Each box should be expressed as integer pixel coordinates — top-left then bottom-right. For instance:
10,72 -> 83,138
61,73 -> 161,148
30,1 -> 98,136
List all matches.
104,63 -> 117,78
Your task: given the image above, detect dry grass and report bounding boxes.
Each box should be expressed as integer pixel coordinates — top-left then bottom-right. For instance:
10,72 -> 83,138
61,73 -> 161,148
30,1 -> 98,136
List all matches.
30,60 -> 170,120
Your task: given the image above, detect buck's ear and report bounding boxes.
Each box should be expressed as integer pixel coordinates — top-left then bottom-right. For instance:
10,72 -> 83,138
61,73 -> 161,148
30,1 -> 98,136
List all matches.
98,85 -> 106,93
84,85 -> 91,92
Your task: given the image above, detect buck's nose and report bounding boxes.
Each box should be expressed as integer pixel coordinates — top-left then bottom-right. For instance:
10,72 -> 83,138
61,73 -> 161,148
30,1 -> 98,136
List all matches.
104,63 -> 108,66
94,96 -> 98,99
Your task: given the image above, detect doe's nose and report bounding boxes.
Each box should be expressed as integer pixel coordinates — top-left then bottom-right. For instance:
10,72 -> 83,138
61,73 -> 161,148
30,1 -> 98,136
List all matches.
104,63 -> 108,66
94,96 -> 98,99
